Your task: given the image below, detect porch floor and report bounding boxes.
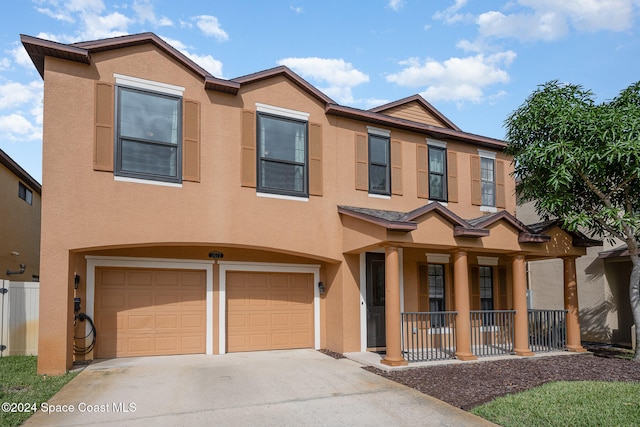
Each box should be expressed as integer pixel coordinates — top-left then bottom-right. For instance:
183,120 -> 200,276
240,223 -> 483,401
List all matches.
343,350 -> 579,371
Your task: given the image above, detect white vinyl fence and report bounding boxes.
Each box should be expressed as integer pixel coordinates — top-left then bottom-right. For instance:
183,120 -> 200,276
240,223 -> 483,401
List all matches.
0,280 -> 39,356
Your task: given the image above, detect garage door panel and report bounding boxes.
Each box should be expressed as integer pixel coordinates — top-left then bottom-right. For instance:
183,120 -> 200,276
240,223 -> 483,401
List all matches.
155,315 -> 178,330
128,315 -> 154,331
95,268 -> 206,358
128,271 -> 154,286
227,271 -> 314,353
128,292 -> 154,309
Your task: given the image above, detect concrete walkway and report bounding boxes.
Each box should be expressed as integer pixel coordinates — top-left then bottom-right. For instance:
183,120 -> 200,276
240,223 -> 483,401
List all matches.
24,349 -> 496,426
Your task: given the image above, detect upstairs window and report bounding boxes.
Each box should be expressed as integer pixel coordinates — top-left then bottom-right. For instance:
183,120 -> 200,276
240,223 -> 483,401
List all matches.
480,156 -> 495,207
257,112 -> 308,197
18,182 -> 32,205
115,86 -> 182,183
428,145 -> 447,201
368,133 -> 390,195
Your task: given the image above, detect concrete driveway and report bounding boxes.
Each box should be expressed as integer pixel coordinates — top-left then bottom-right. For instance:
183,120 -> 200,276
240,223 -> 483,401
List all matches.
24,349 -> 495,426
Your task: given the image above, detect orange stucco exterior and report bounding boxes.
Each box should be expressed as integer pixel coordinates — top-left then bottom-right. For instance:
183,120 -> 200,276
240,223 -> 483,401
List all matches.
0,150 -> 41,282
24,33 -> 591,374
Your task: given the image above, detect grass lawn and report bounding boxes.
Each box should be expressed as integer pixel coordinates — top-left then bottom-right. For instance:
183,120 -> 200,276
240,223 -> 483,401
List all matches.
0,356 -> 78,427
472,381 -> 640,427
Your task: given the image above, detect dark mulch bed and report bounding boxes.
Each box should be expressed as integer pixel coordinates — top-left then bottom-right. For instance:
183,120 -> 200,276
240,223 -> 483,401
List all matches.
319,348 -> 346,359
364,349 -> 640,410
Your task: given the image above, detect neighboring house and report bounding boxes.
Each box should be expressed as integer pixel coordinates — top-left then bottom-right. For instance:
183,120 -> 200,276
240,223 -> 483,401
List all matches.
23,32 -> 595,375
518,201 -> 633,347
0,148 -> 41,282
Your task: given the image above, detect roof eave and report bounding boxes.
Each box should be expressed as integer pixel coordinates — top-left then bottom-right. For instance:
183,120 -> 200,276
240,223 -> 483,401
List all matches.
453,227 -> 490,237
326,104 -> 506,150
518,234 -> 551,243
21,34 -> 91,79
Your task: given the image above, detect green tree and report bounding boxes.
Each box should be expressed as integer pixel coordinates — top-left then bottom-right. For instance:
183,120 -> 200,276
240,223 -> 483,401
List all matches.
505,81 -> 640,360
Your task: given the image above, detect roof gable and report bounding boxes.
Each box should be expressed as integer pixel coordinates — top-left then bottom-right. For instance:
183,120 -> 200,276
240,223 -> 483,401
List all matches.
370,95 -> 460,131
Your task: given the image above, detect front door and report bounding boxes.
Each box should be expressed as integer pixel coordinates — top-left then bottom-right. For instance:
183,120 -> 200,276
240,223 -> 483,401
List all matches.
366,253 -> 386,348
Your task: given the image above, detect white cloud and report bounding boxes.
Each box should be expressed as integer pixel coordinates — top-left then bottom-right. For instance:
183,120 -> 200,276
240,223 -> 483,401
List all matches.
81,12 -> 132,40
290,5 -> 303,14
0,58 -> 10,71
0,114 -> 41,141
477,0 -> 636,42
0,81 -> 43,110
388,0 -> 405,11
194,15 -> 229,41
160,36 -> 224,77
277,57 -> 369,104
385,51 -> 516,103
132,0 -> 173,27
433,0 -> 469,24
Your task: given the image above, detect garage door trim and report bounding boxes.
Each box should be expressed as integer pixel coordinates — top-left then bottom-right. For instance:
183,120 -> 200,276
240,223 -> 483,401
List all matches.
86,256 -> 214,355
219,261 -> 320,354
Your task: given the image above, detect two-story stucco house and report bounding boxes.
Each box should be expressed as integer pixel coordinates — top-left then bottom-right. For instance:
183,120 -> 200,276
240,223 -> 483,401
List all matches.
1,148 -> 41,282
22,32 -> 597,375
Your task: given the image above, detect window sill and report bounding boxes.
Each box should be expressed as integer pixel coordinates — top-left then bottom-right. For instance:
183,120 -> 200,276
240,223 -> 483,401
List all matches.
429,200 -> 448,206
368,193 -> 391,200
114,176 -> 183,188
480,205 -> 497,213
257,192 -> 309,202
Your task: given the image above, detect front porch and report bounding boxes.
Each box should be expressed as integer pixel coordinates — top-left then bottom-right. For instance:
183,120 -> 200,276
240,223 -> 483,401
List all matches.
338,203 -> 599,367
401,309 -> 568,362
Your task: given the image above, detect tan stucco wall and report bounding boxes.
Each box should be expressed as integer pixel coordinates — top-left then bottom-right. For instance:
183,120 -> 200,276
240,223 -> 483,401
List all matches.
38,42 -> 567,373
518,201 -> 633,345
0,164 -> 40,281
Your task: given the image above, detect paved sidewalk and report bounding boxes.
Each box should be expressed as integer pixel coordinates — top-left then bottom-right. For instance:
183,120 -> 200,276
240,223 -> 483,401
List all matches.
24,349 -> 496,426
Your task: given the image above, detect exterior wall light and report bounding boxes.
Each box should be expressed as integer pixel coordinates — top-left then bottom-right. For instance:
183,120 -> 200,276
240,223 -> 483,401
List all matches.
208,251 -> 224,260
318,281 -> 325,294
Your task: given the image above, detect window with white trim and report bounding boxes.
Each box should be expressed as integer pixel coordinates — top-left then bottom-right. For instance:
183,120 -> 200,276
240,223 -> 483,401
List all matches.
480,155 -> 495,207
257,110 -> 308,197
368,128 -> 390,195
115,86 -> 182,183
428,145 -> 447,201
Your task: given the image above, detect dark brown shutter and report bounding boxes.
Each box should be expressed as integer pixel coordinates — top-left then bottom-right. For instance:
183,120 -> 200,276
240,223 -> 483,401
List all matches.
182,99 -> 200,182
496,159 -> 506,208
94,82 -> 114,172
416,144 -> 428,199
471,155 -> 482,206
391,140 -> 403,196
447,151 -> 458,203
241,110 -> 256,187
308,122 -> 323,196
355,133 -> 368,191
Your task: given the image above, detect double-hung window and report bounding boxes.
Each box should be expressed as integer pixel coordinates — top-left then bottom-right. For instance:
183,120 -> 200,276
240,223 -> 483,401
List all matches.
428,264 -> 446,313
479,266 -> 494,311
115,85 -> 182,183
368,130 -> 390,195
428,145 -> 447,201
18,182 -> 32,205
480,155 -> 495,207
257,111 -> 308,197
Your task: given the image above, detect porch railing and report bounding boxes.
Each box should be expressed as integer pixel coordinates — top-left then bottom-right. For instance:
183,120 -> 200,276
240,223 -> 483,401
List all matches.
470,310 -> 515,357
401,312 -> 457,362
528,309 -> 567,352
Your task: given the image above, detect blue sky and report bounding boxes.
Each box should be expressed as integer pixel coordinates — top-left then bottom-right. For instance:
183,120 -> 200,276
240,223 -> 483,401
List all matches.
1,0 -> 639,183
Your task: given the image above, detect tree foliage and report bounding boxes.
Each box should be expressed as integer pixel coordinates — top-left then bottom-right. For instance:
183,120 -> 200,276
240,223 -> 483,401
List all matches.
505,81 -> 640,242
505,81 -> 640,360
